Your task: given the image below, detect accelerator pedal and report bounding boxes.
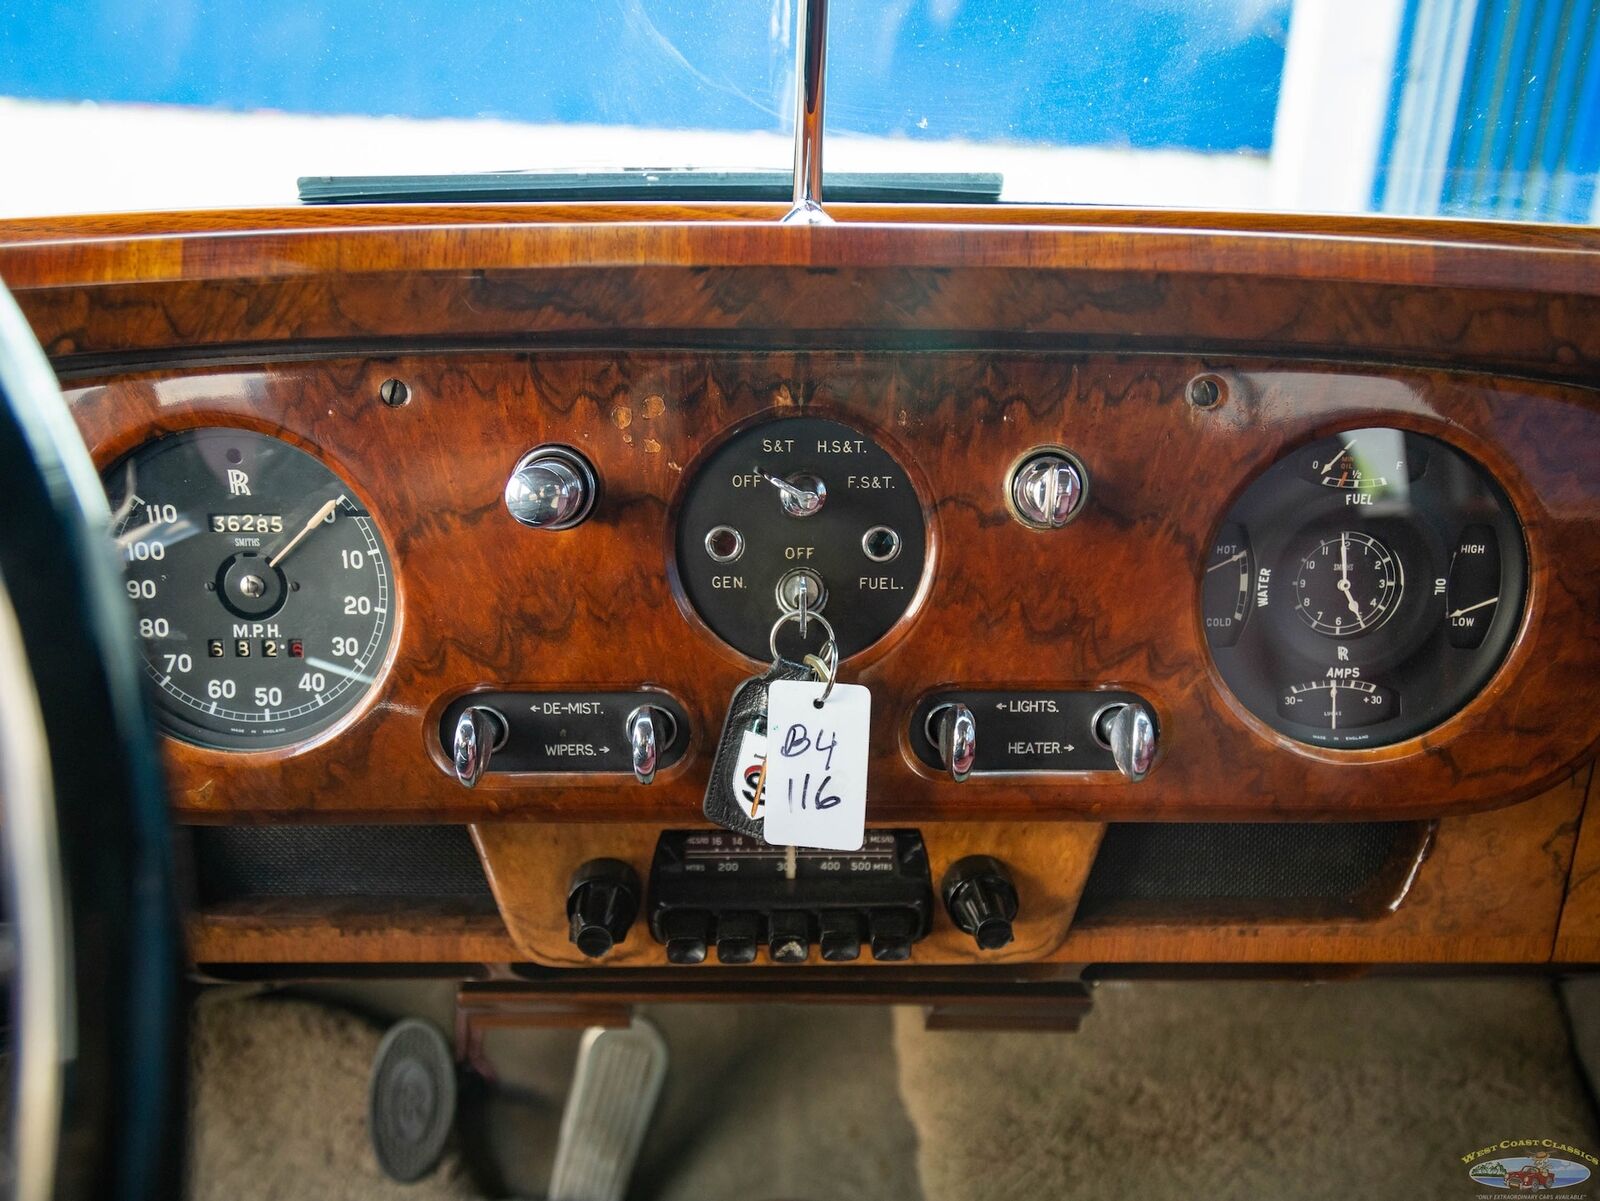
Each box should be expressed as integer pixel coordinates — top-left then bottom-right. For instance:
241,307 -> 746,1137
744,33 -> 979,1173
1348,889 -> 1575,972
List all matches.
548,1019 -> 669,1201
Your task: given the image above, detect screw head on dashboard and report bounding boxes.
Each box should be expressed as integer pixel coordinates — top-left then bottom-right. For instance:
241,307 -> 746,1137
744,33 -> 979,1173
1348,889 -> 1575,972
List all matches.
1187,374 -> 1225,409
379,378 -> 411,407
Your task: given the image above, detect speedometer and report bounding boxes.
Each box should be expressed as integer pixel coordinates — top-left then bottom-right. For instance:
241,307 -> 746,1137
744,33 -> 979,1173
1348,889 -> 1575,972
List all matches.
102,428 -> 396,750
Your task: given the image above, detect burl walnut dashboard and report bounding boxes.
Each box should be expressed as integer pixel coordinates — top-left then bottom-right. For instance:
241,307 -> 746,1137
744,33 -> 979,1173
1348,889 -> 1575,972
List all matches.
2,204 -> 1598,975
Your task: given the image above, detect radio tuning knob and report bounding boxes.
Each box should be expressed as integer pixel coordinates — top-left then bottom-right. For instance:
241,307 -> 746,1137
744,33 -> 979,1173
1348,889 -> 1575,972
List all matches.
566,860 -> 641,959
1009,452 -> 1085,528
941,856 -> 1019,951
453,705 -> 508,788
1097,702 -> 1158,782
929,703 -> 977,782
504,447 -> 598,530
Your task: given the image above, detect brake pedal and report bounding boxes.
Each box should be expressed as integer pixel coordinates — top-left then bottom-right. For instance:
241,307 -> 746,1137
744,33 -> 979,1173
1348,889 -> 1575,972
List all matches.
548,1019 -> 668,1201
368,1018 -> 458,1183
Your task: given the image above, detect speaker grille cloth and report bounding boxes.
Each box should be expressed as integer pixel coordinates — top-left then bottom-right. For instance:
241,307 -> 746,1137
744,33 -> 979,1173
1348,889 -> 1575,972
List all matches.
193,825 -> 496,907
1077,822 -> 1414,917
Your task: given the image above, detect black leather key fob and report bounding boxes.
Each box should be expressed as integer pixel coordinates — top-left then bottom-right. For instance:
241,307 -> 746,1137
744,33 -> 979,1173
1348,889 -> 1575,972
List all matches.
702,658 -> 814,837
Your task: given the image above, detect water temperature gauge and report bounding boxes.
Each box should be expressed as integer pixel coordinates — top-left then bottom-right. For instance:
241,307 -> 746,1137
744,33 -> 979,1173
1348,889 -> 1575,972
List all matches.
1202,524 -> 1253,647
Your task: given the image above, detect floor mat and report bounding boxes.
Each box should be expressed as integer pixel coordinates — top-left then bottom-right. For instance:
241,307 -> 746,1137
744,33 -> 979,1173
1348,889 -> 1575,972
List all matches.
894,978 -> 1600,1201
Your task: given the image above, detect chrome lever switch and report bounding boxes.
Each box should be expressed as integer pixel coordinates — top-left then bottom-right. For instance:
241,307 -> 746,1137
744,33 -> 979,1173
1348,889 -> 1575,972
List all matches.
930,703 -> 977,782
1098,702 -> 1158,782
453,705 -> 508,788
627,705 -> 677,785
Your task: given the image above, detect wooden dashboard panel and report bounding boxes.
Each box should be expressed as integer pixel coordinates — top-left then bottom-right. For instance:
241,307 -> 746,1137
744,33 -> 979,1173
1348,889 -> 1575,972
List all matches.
61,350 -> 1600,823
6,207 -> 1599,969
184,776 -> 1584,968
6,206 -> 1600,388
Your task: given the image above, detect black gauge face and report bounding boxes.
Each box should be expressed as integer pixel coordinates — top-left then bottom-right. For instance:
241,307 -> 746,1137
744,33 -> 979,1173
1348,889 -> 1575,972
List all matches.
674,416 -> 927,661
1201,523 -> 1252,648
1291,531 -> 1403,636
1299,429 -> 1427,491
1205,427 -> 1526,749
103,429 -> 396,750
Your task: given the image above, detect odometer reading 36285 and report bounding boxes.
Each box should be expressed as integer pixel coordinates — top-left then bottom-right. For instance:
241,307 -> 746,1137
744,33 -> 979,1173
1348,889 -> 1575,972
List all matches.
103,428 -> 396,750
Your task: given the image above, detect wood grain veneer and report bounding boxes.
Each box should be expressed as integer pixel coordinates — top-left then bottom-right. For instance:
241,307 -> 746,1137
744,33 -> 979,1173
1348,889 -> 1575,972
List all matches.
185,780 -> 1587,967
8,205 -> 1597,970
62,351 -> 1600,823
187,899 -> 519,966
1554,765 -> 1600,963
1054,774 -> 1586,964
6,207 -> 1600,385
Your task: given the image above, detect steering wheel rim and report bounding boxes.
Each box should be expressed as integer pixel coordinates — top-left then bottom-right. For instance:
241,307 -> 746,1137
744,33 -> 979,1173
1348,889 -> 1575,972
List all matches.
0,280 -> 183,1201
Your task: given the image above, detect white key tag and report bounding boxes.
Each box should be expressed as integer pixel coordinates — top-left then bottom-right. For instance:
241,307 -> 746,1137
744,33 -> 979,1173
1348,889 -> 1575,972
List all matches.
760,676 -> 871,852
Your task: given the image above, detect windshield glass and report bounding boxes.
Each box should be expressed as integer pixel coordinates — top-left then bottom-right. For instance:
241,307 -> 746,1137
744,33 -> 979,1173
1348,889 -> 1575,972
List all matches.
2,0 -> 1596,223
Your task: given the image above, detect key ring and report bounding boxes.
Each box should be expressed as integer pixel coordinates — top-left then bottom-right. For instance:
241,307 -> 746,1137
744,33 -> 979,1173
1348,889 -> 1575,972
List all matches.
802,638 -> 839,707
769,608 -> 837,669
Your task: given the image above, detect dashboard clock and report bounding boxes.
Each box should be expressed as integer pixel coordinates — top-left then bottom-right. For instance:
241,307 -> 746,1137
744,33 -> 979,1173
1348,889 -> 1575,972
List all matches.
102,428 -> 397,750
1203,428 -> 1526,748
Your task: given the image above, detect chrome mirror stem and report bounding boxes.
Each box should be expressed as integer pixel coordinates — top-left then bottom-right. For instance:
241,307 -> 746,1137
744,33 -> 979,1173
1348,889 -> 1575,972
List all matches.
782,0 -> 832,225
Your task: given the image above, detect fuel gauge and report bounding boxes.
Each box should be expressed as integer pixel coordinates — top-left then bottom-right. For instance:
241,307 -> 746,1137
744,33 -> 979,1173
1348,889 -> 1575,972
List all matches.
1202,523 -> 1253,647
1276,679 -> 1399,734
1299,429 -> 1427,492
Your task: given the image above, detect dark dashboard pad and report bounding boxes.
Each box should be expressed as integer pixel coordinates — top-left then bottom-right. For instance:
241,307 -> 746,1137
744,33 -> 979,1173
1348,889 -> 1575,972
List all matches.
63,351 -> 1600,824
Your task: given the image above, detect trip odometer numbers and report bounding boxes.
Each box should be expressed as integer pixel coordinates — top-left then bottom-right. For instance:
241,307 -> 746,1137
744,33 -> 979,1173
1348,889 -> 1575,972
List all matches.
104,429 -> 396,751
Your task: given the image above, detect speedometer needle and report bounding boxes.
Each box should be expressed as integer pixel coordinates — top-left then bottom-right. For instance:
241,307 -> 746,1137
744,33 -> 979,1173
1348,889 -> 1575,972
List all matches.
268,498 -> 339,569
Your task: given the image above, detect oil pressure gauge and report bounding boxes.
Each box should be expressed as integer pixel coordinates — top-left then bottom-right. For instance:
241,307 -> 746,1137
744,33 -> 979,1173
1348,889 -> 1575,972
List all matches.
1204,427 -> 1525,749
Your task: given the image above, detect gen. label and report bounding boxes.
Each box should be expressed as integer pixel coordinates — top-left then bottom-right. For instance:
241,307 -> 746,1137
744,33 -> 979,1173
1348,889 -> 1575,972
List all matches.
760,680 -> 870,851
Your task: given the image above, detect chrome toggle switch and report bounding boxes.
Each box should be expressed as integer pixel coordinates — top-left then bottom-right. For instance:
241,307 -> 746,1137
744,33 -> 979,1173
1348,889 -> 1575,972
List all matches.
755,467 -> 827,518
1095,701 -> 1158,782
504,446 -> 598,529
928,703 -> 977,782
1009,451 -> 1085,529
453,705 -> 508,788
626,705 -> 678,785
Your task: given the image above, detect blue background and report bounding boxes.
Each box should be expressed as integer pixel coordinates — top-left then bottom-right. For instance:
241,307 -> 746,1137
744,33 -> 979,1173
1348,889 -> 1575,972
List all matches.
0,0 -> 1291,152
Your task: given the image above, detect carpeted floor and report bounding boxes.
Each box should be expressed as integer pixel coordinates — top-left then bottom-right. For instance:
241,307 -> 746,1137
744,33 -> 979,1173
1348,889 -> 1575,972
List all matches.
188,978 -> 1600,1201
188,989 -> 479,1201
895,979 -> 1600,1201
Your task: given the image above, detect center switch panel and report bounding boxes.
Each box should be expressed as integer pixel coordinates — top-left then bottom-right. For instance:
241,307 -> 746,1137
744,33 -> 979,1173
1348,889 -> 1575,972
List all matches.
674,416 -> 926,660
